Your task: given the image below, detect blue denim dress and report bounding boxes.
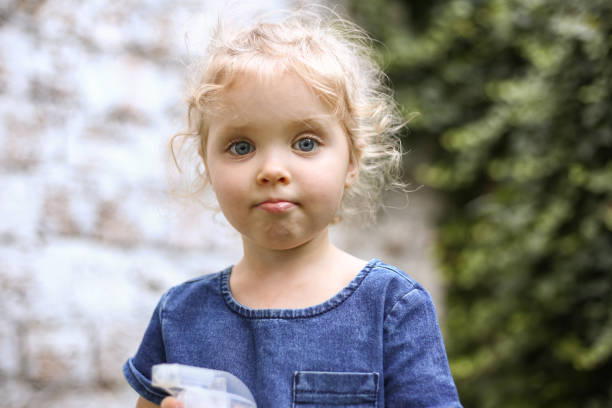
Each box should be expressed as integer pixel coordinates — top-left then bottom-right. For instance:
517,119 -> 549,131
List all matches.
123,259 -> 462,407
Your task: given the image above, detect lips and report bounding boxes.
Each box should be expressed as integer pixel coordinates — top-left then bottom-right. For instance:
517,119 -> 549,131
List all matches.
256,199 -> 297,213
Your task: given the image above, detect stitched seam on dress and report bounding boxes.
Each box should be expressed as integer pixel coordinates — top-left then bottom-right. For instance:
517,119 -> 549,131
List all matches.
128,358 -> 167,399
292,371 -> 298,408
382,286 -> 423,326
374,371 -> 379,408
158,272 -> 224,353
377,265 -> 418,287
296,391 -> 377,396
158,288 -> 174,355
222,259 -> 379,320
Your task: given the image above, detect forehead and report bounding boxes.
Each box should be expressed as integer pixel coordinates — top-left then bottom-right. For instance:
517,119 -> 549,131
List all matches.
210,71 -> 339,130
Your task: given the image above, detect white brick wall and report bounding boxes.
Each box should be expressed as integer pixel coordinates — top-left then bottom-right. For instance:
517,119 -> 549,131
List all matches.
0,1 -> 442,407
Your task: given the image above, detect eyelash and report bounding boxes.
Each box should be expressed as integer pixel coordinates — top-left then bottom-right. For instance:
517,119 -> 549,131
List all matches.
292,136 -> 320,152
225,134 -> 322,156
228,140 -> 254,156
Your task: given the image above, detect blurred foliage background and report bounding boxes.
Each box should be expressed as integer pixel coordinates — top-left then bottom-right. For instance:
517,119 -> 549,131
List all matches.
348,0 -> 612,406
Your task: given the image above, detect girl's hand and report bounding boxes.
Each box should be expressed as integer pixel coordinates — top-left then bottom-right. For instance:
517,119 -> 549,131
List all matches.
161,396 -> 183,408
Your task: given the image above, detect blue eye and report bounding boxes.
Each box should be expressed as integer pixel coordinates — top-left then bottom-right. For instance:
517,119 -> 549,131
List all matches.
229,141 -> 254,156
293,137 -> 318,152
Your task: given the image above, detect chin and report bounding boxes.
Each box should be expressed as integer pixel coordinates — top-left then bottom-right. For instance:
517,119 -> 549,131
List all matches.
249,229 -> 317,251
260,236 -> 310,251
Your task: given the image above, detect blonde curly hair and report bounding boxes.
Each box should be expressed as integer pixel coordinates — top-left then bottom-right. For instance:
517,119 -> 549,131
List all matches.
170,7 -> 406,223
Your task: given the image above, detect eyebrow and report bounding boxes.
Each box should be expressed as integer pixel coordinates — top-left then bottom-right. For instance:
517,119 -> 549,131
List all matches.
294,117 -> 328,131
219,116 -> 330,134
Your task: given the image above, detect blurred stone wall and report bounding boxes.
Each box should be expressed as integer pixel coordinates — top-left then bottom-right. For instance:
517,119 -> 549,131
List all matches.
0,1 -> 441,407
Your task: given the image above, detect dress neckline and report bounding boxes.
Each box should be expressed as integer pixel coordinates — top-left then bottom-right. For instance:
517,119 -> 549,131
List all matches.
220,258 -> 380,319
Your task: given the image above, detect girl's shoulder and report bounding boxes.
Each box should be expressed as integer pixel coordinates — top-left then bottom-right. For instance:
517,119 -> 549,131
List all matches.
364,259 -> 433,316
159,267 -> 231,310
366,259 -> 422,293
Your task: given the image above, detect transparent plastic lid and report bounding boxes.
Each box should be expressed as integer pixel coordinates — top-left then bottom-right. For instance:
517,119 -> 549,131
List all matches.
152,363 -> 256,408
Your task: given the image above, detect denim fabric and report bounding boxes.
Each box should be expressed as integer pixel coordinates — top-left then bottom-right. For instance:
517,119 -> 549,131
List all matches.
123,259 -> 462,407
293,371 -> 379,407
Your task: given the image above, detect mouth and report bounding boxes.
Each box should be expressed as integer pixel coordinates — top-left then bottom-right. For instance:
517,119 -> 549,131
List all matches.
256,199 -> 298,214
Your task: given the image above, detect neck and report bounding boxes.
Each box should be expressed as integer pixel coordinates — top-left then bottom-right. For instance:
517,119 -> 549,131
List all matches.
236,228 -> 336,279
229,227 -> 368,309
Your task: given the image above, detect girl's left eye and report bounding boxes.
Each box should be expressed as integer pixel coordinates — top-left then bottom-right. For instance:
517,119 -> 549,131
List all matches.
228,141 -> 255,156
293,137 -> 318,152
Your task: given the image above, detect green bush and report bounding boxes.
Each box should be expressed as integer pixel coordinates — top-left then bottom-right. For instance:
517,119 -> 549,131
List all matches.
349,0 -> 612,406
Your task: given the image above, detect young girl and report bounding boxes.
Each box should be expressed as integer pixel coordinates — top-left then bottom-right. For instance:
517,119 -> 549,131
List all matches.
124,7 -> 461,408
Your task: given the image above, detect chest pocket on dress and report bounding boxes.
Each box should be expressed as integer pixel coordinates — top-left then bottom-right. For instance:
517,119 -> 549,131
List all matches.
292,371 -> 379,407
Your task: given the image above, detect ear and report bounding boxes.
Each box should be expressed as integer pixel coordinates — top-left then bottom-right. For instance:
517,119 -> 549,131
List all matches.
345,142 -> 363,188
198,142 -> 212,183
345,160 -> 358,188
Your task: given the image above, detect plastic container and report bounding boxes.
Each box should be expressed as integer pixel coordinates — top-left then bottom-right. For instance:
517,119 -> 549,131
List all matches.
152,363 -> 257,408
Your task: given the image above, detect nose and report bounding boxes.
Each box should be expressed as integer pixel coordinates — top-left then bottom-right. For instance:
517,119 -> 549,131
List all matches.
256,151 -> 291,185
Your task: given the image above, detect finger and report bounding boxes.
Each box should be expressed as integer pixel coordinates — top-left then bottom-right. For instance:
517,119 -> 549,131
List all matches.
160,396 -> 183,408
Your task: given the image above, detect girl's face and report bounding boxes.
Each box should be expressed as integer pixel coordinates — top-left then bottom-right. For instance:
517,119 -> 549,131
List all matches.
205,72 -> 357,251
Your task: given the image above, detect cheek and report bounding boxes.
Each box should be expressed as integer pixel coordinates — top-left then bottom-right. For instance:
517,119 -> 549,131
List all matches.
301,161 -> 349,205
210,173 -> 239,201
207,165 -> 235,202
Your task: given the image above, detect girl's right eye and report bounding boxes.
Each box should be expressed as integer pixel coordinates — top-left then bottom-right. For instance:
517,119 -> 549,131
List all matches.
228,141 -> 254,156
